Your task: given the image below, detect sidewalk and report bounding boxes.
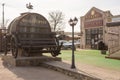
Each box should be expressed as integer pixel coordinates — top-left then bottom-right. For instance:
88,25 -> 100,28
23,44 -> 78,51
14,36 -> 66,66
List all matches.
63,60 -> 120,80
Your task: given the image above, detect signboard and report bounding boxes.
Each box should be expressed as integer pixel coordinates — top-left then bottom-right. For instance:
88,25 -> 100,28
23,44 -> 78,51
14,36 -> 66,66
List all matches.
84,19 -> 103,28
85,10 -> 103,20
19,14 -> 48,27
84,9 -> 103,28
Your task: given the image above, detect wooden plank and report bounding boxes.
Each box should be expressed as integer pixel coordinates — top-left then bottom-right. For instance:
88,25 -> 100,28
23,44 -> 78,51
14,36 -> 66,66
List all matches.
22,45 -> 57,48
19,38 -> 55,41
17,32 -> 56,35
20,40 -> 56,44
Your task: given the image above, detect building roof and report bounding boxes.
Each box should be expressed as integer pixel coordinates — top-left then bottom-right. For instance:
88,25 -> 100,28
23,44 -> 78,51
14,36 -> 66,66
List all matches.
84,7 -> 104,17
112,15 -> 120,22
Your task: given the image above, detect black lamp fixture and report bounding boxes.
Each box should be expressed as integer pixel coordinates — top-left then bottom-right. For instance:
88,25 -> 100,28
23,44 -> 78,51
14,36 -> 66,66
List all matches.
68,17 -> 78,69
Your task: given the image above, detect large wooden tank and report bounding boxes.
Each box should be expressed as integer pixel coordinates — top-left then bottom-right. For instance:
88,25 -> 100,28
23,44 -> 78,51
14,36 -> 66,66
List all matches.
4,12 -> 62,58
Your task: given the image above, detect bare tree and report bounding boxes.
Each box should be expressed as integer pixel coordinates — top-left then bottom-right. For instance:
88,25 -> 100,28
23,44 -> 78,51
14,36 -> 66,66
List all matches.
48,11 -> 65,32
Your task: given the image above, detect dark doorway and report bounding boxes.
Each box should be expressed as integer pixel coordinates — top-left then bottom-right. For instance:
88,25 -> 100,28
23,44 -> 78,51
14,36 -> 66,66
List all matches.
91,34 -> 98,49
85,27 -> 103,49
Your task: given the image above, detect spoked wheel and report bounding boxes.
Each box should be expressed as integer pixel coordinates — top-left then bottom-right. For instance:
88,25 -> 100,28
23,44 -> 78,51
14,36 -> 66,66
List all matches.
51,52 -> 57,57
11,38 -> 18,58
4,35 -> 11,56
50,47 -> 59,57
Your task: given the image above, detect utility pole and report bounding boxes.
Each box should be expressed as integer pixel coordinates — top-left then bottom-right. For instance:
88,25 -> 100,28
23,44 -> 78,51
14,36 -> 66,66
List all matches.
2,3 -> 5,28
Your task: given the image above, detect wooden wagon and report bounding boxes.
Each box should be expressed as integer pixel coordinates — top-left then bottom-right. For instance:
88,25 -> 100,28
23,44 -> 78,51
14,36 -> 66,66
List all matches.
4,12 -> 62,58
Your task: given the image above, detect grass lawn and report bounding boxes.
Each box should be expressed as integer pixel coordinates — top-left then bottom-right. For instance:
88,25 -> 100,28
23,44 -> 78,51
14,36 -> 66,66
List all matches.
59,49 -> 120,71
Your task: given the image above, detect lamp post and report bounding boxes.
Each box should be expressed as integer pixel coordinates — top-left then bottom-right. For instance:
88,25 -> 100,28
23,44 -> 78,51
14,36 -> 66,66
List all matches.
68,17 -> 78,69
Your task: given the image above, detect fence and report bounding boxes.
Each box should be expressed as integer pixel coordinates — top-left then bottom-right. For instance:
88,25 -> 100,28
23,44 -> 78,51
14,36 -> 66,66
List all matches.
0,29 -> 7,52
108,31 -> 120,55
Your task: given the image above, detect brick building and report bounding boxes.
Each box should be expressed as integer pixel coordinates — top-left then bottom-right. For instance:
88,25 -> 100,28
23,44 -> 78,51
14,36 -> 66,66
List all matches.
80,7 -> 119,49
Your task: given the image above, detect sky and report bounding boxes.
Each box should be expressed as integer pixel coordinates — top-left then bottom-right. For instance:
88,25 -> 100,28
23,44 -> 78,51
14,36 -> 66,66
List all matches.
0,0 -> 120,32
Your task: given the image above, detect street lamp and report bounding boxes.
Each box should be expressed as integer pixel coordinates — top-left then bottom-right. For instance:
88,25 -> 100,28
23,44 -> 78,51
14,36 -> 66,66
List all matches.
68,17 -> 78,69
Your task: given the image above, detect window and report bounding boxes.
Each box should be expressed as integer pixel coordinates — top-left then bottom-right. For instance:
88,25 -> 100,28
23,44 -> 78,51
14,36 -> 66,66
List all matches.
85,29 -> 91,45
85,28 -> 103,46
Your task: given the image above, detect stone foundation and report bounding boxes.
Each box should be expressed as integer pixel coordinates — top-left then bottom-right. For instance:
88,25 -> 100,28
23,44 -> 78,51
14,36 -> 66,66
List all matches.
2,54 -> 61,66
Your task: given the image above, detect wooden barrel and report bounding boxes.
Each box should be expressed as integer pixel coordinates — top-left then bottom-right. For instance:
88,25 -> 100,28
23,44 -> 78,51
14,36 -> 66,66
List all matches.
5,12 -> 62,58
8,12 -> 53,39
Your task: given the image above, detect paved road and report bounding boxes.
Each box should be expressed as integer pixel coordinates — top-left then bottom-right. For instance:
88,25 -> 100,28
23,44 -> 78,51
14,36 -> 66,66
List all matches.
0,57 -> 75,80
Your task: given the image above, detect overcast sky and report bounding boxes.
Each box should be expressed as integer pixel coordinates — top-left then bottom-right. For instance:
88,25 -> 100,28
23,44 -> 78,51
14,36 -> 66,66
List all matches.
0,0 -> 120,32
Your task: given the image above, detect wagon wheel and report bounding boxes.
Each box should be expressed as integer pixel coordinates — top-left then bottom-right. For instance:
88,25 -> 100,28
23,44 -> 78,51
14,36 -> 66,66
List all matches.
11,38 -> 18,58
51,52 -> 57,57
50,47 -> 58,57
